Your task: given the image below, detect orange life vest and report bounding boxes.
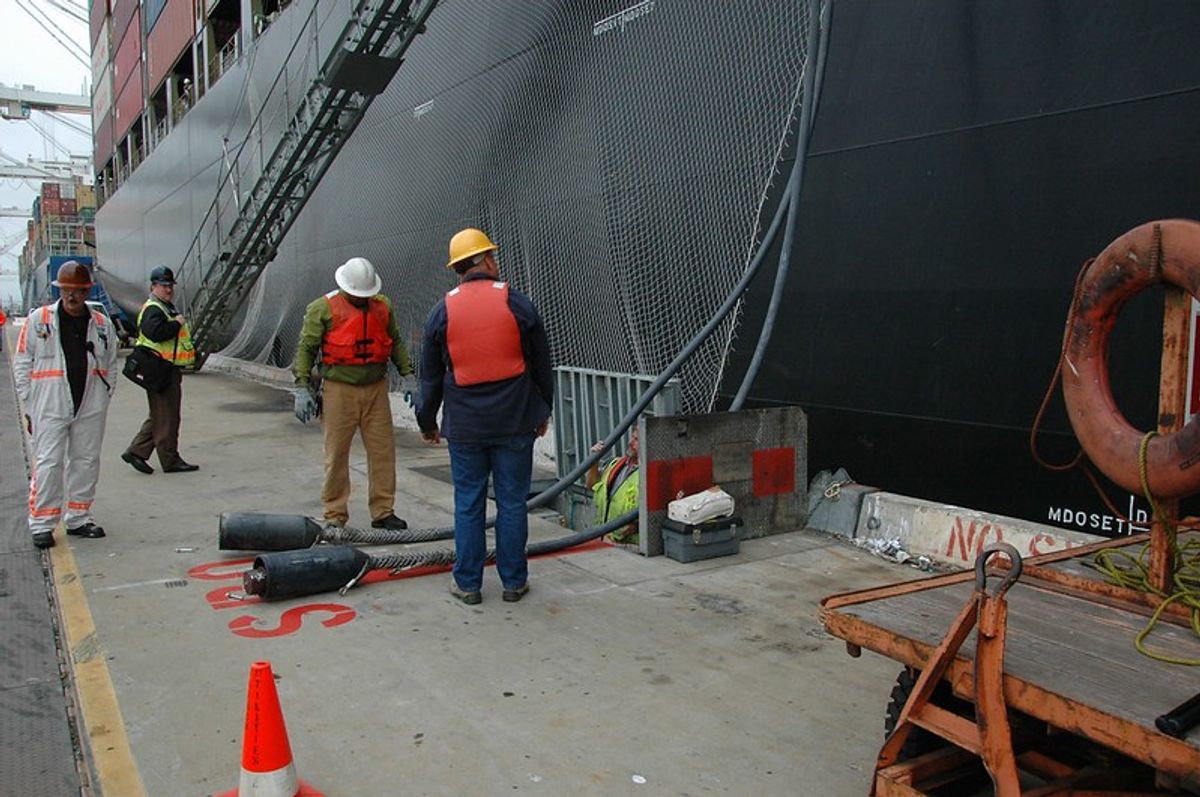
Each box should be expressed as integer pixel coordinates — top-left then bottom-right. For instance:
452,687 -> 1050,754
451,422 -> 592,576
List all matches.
445,280 -> 526,386
321,291 -> 393,365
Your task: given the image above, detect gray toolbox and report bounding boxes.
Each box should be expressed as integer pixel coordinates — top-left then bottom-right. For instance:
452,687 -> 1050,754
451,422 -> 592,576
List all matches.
660,516 -> 742,563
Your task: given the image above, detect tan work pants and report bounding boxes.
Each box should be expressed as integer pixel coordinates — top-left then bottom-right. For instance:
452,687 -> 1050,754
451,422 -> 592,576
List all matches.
320,378 -> 396,525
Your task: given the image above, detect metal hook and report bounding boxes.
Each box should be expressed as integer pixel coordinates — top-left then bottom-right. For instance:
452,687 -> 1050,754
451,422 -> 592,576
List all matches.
974,542 -> 1023,596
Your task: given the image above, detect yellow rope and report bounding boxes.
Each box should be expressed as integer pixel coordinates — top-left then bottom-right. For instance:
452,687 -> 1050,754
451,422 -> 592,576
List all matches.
1087,431 -> 1200,665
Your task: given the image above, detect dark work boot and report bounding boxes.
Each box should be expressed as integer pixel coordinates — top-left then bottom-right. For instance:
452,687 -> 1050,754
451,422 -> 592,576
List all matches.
371,514 -> 408,530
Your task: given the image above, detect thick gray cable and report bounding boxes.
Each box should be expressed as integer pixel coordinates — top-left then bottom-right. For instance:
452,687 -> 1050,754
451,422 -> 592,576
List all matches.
349,510 -> 639,585
321,523 -> 453,545
731,0 -> 830,410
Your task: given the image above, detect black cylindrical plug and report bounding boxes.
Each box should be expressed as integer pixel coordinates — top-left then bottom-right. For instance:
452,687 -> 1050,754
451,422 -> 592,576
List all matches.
242,546 -> 371,600
219,512 -> 324,551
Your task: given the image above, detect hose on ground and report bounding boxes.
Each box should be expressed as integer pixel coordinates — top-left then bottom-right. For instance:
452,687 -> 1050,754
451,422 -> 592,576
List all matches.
322,522 -> 453,545
337,509 -> 639,594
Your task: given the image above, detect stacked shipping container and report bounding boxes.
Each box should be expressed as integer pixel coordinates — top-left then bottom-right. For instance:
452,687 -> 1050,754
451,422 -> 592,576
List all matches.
18,181 -> 99,298
91,0 -> 212,193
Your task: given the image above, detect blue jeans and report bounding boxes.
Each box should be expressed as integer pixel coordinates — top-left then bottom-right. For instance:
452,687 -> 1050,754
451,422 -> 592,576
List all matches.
448,434 -> 534,592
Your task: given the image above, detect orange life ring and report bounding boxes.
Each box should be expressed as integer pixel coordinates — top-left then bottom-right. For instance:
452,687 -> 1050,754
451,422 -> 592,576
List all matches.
1062,219 -> 1200,499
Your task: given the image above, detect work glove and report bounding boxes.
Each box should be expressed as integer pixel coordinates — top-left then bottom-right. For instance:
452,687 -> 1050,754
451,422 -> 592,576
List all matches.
294,388 -> 318,424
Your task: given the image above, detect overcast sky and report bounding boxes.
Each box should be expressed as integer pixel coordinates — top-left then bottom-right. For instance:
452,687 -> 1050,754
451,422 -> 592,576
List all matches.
0,0 -> 92,306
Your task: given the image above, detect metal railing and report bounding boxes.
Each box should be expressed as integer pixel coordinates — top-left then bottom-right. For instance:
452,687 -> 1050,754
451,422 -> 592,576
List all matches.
553,367 -> 682,480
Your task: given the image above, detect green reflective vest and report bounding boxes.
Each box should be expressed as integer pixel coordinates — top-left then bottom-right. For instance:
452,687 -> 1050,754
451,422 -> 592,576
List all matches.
593,457 -> 639,543
135,297 -> 196,366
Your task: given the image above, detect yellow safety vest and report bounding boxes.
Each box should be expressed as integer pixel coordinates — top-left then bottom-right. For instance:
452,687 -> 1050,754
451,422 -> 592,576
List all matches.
135,297 -> 196,365
593,457 -> 639,543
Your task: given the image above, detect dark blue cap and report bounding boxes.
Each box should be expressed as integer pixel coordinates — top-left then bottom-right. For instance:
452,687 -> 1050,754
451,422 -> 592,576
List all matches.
150,265 -> 175,285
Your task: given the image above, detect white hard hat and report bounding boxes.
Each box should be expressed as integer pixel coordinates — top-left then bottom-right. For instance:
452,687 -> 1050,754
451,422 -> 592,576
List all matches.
335,257 -> 381,297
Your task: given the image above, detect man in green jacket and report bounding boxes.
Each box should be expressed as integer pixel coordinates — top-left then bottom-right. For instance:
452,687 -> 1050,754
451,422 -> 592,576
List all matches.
586,427 -> 640,544
293,257 -> 412,529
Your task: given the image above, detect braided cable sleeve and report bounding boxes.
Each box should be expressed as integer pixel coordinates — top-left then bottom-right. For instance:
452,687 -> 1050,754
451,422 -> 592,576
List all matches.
363,509 -> 640,576
321,523 -> 455,545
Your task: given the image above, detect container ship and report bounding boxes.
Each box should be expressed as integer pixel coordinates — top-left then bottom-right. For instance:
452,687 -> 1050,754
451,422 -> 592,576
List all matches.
79,0 -> 1200,534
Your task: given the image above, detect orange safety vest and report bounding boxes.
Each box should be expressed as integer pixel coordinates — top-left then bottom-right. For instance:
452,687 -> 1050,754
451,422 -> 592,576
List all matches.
445,280 -> 526,386
0,309 -> 7,325
321,291 -> 393,365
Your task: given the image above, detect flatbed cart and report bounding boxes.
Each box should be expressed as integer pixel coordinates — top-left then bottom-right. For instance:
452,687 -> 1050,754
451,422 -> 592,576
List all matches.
820,534 -> 1200,795
818,221 -> 1200,795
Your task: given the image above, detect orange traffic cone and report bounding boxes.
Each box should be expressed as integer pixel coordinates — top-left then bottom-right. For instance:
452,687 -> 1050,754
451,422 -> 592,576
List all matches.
216,661 -> 326,797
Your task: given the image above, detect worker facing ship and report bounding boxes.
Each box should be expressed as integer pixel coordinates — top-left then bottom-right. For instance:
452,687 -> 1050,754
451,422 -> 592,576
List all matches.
293,257 -> 412,530
14,261 -> 117,549
587,427 -> 640,545
121,266 -> 199,475
417,228 -> 554,605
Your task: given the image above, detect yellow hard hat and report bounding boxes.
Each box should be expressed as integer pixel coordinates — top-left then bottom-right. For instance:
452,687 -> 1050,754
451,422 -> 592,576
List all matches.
447,228 -> 498,269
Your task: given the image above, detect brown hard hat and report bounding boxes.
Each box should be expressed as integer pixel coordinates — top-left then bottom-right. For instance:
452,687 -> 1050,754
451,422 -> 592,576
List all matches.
52,260 -> 94,289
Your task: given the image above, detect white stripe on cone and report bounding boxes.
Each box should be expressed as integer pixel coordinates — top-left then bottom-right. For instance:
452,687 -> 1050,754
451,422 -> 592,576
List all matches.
240,762 -> 299,796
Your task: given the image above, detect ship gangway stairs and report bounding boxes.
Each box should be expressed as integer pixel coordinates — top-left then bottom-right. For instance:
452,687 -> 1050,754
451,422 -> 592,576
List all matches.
183,0 -> 439,357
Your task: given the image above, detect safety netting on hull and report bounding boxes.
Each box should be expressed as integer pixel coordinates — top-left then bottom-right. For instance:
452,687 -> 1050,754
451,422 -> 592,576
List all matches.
212,0 -> 815,412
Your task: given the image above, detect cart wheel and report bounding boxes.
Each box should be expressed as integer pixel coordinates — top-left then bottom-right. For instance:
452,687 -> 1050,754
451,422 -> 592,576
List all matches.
883,666 -> 970,760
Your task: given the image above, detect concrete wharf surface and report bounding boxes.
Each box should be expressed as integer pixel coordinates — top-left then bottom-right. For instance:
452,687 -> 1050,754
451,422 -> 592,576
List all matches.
12,349 -> 923,796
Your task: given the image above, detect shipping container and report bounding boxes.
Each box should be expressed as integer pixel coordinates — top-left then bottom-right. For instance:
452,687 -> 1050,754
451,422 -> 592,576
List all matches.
146,0 -> 169,32
91,16 -> 111,85
112,0 -> 137,44
77,184 -> 97,209
93,64 -> 113,122
89,0 -> 110,50
42,198 -> 63,216
114,73 -> 144,141
41,183 -> 60,199
112,9 -> 142,97
61,183 -> 76,200
148,0 -> 195,93
93,111 -> 114,171
61,198 -> 78,214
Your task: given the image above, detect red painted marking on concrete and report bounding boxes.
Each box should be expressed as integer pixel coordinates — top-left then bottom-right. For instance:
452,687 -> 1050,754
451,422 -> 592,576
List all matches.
645,456 -> 714,511
943,517 -> 1004,562
752,447 -> 795,497
206,584 -> 261,610
188,558 -> 255,581
228,604 -> 357,638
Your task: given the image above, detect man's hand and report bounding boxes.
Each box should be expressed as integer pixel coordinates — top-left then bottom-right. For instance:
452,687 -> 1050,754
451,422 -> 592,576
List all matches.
293,389 -> 318,424
421,429 -> 441,446
536,419 -> 550,438
24,414 -> 31,435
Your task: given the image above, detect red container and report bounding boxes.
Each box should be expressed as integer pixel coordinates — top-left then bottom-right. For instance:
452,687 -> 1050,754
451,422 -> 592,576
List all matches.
90,0 -> 110,49
112,0 -> 137,44
93,111 -> 115,170
42,198 -> 63,216
41,182 -> 60,199
113,9 -> 142,97
114,72 -> 144,141
61,199 -> 78,215
148,0 -> 195,94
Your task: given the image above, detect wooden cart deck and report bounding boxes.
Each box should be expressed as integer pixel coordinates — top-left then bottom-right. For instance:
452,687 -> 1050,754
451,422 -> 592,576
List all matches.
820,533 -> 1200,781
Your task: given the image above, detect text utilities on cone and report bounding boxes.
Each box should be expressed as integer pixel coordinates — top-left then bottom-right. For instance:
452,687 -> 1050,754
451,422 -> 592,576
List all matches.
216,661 -> 325,797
